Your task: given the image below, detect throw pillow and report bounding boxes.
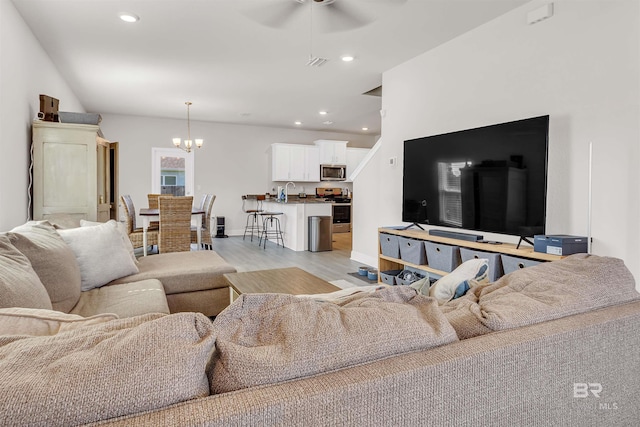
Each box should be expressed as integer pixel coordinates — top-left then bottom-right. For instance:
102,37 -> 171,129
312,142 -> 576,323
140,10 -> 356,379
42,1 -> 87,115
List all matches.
58,221 -> 139,291
428,258 -> 489,303
0,312 -> 215,426
209,286 -> 458,394
9,221 -> 82,312
0,235 -> 52,310
0,307 -> 117,336
80,219 -> 137,264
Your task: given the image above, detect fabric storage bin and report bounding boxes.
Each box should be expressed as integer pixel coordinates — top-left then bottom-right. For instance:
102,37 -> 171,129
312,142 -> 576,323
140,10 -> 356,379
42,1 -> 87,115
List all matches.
395,269 -> 425,286
398,236 -> 427,265
501,254 -> 542,274
460,248 -> 504,282
380,269 -> 402,285
379,233 -> 400,258
424,241 -> 461,273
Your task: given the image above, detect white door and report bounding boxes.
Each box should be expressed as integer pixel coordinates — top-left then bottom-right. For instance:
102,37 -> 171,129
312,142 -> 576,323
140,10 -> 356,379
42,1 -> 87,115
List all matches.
151,147 -> 194,196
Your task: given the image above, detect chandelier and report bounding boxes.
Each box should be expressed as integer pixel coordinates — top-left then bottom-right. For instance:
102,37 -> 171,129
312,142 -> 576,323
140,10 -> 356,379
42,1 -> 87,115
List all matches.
172,101 -> 203,153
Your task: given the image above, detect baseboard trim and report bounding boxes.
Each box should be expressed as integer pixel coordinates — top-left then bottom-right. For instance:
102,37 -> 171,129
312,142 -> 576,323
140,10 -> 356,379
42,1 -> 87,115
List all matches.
350,251 -> 377,268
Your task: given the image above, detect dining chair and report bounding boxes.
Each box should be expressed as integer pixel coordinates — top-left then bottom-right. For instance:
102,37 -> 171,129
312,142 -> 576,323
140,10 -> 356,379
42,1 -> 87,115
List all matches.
158,196 -> 193,253
120,194 -> 158,251
146,193 -> 162,230
191,194 -> 216,250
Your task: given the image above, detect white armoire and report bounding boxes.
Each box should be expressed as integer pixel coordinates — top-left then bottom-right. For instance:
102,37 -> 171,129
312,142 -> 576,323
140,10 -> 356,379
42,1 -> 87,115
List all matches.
32,120 -> 118,227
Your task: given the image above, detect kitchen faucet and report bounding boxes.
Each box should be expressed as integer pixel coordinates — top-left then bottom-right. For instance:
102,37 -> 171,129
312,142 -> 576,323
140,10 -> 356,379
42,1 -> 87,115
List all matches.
285,181 -> 295,203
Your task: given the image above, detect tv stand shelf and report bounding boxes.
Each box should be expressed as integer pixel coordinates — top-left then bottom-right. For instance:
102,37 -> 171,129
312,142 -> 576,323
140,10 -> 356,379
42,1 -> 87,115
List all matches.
378,227 -> 563,281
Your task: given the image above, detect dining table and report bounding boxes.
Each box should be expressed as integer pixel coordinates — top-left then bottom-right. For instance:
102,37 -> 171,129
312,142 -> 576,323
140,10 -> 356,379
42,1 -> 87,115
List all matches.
139,207 -> 205,256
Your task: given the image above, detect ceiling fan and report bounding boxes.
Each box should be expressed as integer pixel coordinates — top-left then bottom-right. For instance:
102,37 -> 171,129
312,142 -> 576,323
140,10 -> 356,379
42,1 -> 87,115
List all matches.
243,0 -> 407,33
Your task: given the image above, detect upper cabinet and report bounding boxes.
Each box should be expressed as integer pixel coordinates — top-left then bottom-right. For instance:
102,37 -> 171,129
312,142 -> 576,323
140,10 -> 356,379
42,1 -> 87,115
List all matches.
32,121 -> 119,227
272,143 -> 320,182
314,140 -> 347,165
345,147 -> 370,182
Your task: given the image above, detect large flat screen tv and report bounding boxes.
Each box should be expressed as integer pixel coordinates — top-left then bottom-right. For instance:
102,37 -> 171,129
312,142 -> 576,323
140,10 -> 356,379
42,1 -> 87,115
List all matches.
402,115 -> 549,237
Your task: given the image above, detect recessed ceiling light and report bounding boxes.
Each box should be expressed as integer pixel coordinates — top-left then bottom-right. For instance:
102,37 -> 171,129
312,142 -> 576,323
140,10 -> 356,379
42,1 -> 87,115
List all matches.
119,13 -> 139,23
294,121 -> 302,125
362,127 -> 369,131
319,111 -> 328,115
341,55 -> 355,62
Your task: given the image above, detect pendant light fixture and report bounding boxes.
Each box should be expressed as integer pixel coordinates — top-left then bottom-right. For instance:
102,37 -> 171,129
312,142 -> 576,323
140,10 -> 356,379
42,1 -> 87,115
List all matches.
172,101 -> 203,153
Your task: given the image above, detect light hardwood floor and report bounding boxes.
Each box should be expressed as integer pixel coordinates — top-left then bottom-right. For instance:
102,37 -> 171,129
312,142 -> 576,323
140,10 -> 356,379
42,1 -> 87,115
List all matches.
204,232 -> 372,286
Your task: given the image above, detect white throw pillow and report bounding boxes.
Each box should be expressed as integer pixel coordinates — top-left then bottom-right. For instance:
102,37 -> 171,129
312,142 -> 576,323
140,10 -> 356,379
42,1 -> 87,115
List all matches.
59,222 -> 139,291
80,219 -> 137,264
429,258 -> 489,304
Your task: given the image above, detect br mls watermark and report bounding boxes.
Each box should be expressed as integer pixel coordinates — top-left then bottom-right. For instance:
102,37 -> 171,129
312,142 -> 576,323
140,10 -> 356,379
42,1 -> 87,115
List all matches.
573,383 -> 619,410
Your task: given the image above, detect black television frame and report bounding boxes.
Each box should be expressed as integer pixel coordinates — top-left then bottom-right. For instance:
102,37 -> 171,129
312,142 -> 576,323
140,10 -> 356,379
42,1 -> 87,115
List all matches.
402,115 -> 549,239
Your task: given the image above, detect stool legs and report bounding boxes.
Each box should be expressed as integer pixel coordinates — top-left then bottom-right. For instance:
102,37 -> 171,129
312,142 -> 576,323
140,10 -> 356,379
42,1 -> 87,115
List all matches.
243,212 -> 261,241
259,214 -> 284,249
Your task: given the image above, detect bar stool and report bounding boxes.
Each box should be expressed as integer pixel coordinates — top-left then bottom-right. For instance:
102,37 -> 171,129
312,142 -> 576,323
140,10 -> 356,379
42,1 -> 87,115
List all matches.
258,212 -> 284,249
242,195 -> 264,241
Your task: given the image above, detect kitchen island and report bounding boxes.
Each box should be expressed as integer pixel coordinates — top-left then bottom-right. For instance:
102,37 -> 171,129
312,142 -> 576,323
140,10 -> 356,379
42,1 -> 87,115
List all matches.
262,199 -> 332,251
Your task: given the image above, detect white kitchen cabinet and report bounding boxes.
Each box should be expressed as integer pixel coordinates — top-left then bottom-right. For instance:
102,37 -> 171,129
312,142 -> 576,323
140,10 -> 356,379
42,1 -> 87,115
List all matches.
271,143 -> 320,182
314,140 -> 347,165
345,147 -> 370,182
32,120 -> 119,226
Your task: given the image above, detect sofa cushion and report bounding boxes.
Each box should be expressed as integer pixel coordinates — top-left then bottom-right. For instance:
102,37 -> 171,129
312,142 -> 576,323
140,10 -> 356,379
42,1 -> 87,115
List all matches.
441,254 -> 639,338
80,219 -> 137,264
0,235 -> 52,310
69,279 -> 170,318
0,312 -> 215,426
109,251 -> 237,295
9,221 -> 82,312
0,307 -> 117,336
58,221 -> 139,291
209,286 -> 458,394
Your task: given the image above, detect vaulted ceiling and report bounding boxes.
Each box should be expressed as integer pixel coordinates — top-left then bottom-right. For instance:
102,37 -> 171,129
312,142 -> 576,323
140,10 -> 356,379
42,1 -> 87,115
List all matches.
12,0 -> 529,134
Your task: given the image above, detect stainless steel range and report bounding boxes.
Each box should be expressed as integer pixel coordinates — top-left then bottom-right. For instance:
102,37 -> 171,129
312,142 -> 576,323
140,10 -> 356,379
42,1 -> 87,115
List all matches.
316,188 -> 351,233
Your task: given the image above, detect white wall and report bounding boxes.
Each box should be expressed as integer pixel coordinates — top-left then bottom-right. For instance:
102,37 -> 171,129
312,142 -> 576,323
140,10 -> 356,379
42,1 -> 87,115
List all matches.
0,0 -> 84,230
99,113 -> 375,235
352,0 -> 640,285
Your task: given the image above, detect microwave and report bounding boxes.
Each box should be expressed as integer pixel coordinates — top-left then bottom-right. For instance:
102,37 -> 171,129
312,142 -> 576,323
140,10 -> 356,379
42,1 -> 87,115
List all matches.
320,164 -> 346,181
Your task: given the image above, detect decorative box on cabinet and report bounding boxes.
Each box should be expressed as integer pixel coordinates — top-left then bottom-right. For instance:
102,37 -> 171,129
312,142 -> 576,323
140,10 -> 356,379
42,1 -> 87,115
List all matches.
32,121 -> 118,227
379,233 -> 400,258
460,248 -> 504,282
424,241 -> 461,273
501,254 -> 543,274
398,236 -> 427,265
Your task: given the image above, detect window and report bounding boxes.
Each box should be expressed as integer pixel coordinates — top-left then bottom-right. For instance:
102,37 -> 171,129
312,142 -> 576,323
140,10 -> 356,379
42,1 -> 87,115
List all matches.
151,148 -> 193,197
161,175 -> 177,186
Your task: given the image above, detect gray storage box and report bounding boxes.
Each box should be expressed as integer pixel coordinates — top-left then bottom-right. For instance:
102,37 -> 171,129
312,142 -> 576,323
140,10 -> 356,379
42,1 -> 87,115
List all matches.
398,236 -> 427,265
533,234 -> 588,256
395,269 -> 425,286
460,248 -> 504,282
379,233 -> 400,258
58,112 -> 102,125
501,254 -> 542,274
380,269 -> 402,285
424,241 -> 461,273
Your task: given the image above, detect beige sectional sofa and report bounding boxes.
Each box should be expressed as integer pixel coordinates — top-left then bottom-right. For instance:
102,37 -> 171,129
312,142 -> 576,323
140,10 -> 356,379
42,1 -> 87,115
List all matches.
1,220 -> 237,318
1,223 -> 639,426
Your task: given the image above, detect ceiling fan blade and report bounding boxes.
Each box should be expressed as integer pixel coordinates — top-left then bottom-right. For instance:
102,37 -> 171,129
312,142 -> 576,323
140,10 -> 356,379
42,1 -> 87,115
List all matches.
317,2 -> 371,33
242,0 -> 307,29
